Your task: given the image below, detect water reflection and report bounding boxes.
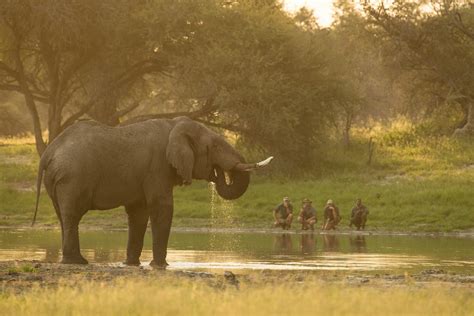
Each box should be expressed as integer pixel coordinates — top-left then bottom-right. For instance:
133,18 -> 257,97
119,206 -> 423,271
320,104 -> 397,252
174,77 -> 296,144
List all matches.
1,230 -> 473,272
322,234 -> 339,252
349,236 -> 367,253
300,234 -> 316,254
273,234 -> 293,253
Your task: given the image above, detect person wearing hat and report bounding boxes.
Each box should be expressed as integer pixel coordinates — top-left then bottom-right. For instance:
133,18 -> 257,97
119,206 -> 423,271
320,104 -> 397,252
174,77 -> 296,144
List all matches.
349,198 -> 369,230
322,199 -> 341,230
298,198 -> 317,230
273,197 -> 294,230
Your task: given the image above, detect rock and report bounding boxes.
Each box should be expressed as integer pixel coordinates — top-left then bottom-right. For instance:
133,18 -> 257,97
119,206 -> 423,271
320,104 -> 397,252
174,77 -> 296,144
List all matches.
420,269 -> 446,275
174,270 -> 214,279
345,276 -> 370,284
384,274 -> 405,280
24,275 -> 43,281
224,271 -> 240,288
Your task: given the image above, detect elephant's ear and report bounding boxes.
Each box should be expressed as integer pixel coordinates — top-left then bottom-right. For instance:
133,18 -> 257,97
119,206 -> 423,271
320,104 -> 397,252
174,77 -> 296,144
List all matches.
166,120 -> 196,185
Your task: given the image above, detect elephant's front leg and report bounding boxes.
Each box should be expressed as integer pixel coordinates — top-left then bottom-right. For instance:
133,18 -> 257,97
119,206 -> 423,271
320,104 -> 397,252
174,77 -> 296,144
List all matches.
125,203 -> 149,266
149,198 -> 174,268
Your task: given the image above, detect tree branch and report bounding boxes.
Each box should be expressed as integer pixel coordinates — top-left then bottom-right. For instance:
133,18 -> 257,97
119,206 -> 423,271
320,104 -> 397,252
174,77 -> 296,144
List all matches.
194,118 -> 244,133
60,58 -> 168,130
112,100 -> 141,120
120,96 -> 217,126
0,83 -> 49,103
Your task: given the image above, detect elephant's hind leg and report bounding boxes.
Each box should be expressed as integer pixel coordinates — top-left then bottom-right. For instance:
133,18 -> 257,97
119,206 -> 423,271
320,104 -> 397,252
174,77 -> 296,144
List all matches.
56,187 -> 88,264
60,217 -> 88,264
124,203 -> 149,266
60,214 -> 88,264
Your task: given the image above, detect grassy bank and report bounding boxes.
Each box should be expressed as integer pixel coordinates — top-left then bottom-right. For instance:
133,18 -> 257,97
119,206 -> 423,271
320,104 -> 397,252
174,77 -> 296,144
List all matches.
1,128 -> 473,232
1,273 -> 473,316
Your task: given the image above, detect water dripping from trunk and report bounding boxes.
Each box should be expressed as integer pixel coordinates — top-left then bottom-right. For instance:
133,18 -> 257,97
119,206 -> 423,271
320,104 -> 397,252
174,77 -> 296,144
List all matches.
208,182 -> 241,256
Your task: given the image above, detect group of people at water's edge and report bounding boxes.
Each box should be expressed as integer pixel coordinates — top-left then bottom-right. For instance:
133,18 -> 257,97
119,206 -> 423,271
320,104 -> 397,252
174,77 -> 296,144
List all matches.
273,197 -> 369,231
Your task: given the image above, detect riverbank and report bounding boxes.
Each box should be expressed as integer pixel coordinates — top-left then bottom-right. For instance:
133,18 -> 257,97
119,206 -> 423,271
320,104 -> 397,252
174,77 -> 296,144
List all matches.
1,261 -> 473,315
2,226 -> 474,238
1,136 -> 473,232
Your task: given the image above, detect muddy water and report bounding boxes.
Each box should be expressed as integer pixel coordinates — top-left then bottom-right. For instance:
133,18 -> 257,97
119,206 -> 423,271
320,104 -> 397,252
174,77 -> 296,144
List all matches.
0,230 -> 473,273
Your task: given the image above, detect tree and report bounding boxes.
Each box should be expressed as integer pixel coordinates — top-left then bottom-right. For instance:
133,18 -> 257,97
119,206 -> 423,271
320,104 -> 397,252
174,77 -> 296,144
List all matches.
364,0 -> 474,137
1,0 -> 365,171
145,0 -> 335,169
322,0 -> 402,148
0,0 -> 166,155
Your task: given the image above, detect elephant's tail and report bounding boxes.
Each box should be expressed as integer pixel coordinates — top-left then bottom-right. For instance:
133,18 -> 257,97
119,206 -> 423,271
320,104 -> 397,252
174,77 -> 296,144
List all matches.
32,159 -> 45,226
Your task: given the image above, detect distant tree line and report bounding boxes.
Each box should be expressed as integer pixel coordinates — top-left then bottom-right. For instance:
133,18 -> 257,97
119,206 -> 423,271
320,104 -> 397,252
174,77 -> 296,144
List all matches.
0,0 -> 472,169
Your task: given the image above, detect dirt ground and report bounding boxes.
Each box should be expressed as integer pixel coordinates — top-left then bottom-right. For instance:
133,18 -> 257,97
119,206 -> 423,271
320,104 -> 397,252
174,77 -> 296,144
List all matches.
1,260 -> 473,295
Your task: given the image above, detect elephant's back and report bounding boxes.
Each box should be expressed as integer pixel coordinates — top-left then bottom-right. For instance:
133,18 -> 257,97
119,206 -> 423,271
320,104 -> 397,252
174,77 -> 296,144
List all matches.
49,119 -> 162,155
43,120 -> 160,183
47,121 -> 120,166
44,118 -> 173,167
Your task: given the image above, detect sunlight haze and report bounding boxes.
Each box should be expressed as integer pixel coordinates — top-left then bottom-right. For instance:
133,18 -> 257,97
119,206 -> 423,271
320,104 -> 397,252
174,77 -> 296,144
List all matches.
283,0 -> 335,27
0,1 -> 473,314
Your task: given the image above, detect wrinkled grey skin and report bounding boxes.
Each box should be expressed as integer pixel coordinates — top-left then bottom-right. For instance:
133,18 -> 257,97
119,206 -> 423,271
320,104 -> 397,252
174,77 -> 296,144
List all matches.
34,117 -> 252,267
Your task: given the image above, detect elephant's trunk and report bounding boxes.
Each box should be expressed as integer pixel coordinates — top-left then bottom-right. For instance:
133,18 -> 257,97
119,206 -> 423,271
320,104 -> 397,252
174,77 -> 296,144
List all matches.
210,166 -> 250,200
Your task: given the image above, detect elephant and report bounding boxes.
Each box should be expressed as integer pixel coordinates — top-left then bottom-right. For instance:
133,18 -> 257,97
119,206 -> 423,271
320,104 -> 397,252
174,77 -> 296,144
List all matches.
33,116 -> 272,267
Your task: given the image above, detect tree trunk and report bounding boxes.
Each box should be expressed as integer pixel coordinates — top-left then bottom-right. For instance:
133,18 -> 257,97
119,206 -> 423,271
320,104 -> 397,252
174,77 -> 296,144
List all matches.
88,95 -> 121,126
16,68 -> 46,155
22,93 -> 46,155
48,108 -> 63,144
13,41 -> 47,156
343,109 -> 353,149
454,103 -> 474,137
367,137 -> 375,165
343,126 -> 351,148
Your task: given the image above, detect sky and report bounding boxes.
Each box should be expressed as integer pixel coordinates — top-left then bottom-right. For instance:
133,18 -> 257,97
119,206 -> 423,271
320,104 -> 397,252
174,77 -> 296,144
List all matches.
283,0 -> 335,27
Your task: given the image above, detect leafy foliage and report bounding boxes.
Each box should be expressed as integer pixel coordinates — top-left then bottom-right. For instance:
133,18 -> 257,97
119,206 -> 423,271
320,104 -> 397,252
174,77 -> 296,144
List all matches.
0,0 -> 472,170
364,0 -> 474,135
165,1 -> 333,169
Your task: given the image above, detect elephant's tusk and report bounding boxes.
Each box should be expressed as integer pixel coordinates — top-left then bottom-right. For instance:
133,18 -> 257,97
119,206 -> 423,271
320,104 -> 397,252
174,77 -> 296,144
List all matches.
256,156 -> 274,168
234,156 -> 274,172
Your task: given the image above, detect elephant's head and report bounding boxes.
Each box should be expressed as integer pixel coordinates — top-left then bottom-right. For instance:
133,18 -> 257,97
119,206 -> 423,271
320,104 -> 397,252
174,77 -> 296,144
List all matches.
166,117 -> 270,200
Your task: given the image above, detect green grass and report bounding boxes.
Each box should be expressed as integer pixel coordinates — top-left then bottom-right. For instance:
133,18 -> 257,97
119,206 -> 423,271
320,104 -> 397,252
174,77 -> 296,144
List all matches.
0,127 -> 473,232
7,264 -> 38,274
1,276 -> 473,315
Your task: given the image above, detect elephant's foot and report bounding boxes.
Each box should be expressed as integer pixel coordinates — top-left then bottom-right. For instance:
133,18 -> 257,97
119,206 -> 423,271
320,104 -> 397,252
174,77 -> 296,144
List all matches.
123,259 -> 141,266
61,255 -> 89,265
150,259 -> 169,269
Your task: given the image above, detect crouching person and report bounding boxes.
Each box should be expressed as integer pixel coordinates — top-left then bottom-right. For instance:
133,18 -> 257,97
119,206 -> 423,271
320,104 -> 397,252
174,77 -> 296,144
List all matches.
273,197 -> 293,230
322,199 -> 341,230
299,198 -> 317,230
350,198 -> 369,230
